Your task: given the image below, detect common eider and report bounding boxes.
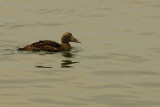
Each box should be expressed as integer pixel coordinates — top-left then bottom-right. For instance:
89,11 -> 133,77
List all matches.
18,32 -> 81,52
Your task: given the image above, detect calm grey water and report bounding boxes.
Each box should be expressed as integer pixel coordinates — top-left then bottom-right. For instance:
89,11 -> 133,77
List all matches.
0,0 -> 160,107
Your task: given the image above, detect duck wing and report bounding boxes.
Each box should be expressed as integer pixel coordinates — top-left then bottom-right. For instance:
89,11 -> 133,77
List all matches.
21,40 -> 62,52
31,40 -> 61,48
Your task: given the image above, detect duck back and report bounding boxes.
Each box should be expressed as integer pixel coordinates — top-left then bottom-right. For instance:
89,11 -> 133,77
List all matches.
19,40 -> 62,52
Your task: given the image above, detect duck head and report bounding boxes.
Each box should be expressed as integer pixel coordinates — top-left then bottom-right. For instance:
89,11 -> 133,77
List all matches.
61,32 -> 81,44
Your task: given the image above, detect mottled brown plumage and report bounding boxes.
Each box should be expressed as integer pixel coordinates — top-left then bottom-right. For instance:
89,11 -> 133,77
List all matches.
18,32 -> 80,52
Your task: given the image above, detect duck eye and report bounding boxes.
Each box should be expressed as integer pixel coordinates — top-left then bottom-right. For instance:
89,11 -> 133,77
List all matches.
67,35 -> 71,38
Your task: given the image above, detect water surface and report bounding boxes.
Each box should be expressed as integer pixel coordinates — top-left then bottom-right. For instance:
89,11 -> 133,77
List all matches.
0,0 -> 160,107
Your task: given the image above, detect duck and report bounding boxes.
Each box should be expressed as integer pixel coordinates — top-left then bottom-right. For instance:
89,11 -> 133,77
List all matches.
18,32 -> 81,52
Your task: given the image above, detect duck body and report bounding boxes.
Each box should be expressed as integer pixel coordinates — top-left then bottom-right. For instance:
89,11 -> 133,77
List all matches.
18,32 -> 80,52
19,40 -> 62,52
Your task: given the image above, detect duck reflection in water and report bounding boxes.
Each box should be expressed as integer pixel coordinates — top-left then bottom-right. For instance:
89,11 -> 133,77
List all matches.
61,50 -> 79,68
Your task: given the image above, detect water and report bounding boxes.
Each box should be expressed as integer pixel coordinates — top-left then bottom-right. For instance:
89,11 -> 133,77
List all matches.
0,0 -> 160,106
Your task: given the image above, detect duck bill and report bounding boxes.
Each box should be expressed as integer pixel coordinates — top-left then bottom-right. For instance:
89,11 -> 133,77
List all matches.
71,37 -> 81,43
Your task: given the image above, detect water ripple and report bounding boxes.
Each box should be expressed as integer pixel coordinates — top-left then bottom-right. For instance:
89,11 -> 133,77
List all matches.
61,60 -> 79,68
37,8 -> 77,15
131,82 -> 160,88
29,98 -> 86,106
138,32 -> 160,36
70,94 -> 160,107
83,53 -> 150,63
106,53 -> 150,63
92,70 -> 159,76
0,22 -> 64,29
79,84 -> 132,89
130,1 -> 160,8
0,78 -> 67,84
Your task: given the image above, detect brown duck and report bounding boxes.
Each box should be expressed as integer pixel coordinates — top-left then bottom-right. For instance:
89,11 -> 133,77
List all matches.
18,32 -> 81,52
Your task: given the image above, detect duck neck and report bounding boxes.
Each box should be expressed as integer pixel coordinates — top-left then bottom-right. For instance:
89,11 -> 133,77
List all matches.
61,42 -> 71,50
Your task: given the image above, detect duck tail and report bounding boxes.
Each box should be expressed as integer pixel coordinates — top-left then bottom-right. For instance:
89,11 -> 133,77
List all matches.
17,47 -> 24,51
